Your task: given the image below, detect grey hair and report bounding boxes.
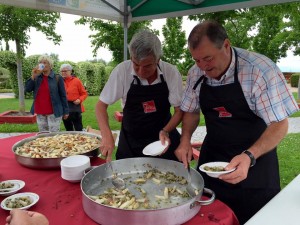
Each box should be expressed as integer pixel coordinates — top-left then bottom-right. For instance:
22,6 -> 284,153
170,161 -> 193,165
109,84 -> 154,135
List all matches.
128,30 -> 162,61
38,55 -> 54,68
188,20 -> 228,50
60,63 -> 72,71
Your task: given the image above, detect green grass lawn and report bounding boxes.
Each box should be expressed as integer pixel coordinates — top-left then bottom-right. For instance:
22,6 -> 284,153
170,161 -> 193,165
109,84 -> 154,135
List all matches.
0,95 -> 299,188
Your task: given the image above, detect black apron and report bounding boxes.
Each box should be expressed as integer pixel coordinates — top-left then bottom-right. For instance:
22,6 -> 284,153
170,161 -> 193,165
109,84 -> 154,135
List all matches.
195,49 -> 280,224
116,74 -> 180,161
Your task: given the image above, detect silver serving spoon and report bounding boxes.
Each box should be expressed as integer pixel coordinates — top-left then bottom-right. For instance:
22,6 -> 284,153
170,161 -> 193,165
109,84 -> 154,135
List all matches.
186,163 -> 196,197
108,162 -> 125,189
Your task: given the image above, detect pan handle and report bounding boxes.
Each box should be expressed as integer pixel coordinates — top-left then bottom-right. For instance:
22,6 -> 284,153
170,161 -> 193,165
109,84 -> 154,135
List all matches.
190,188 -> 215,209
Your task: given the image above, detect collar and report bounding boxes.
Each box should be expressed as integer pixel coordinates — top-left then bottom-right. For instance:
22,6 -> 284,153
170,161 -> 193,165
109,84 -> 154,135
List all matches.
204,47 -> 236,83
130,61 -> 164,84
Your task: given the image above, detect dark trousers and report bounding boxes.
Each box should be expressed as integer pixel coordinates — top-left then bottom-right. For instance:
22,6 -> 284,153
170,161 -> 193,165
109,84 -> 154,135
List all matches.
63,112 -> 83,131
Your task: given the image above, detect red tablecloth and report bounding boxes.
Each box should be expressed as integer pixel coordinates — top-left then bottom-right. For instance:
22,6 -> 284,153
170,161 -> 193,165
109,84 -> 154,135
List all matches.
0,134 -> 239,225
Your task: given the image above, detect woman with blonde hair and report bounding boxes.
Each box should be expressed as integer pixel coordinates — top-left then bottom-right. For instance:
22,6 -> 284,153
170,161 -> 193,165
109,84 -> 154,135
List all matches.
25,55 -> 69,132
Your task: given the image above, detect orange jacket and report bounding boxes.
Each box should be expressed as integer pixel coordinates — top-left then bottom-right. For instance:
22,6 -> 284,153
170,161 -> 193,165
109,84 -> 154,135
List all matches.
63,76 -> 88,112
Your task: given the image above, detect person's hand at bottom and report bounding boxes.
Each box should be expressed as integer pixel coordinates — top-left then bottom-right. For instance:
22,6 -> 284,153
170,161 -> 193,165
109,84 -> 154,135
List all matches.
6,209 -> 49,225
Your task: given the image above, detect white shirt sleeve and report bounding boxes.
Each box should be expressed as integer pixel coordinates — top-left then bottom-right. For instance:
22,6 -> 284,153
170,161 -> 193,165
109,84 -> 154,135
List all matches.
99,63 -> 126,105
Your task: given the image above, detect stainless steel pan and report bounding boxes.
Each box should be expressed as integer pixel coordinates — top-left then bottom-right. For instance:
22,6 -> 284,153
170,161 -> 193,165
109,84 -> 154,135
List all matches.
12,131 -> 100,169
81,157 -> 215,225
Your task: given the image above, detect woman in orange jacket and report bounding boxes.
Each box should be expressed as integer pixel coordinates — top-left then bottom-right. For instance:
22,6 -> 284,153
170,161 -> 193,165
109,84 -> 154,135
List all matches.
60,64 -> 88,131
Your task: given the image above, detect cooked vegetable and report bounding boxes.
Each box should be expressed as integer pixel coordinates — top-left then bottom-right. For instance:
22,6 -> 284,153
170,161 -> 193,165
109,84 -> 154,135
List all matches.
204,166 -> 225,172
88,168 -> 197,210
0,182 -> 14,189
15,134 -> 100,158
5,196 -> 32,208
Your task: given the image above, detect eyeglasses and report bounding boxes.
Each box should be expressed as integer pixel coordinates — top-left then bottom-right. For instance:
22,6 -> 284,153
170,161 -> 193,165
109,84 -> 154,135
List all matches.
60,70 -> 70,73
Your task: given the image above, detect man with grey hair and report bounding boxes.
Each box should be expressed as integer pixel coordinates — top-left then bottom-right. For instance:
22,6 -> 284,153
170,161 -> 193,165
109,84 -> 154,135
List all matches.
96,30 -> 183,161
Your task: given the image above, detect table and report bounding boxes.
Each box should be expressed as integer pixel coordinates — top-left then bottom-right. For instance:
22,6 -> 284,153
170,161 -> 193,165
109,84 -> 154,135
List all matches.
0,134 -> 239,225
245,174 -> 300,225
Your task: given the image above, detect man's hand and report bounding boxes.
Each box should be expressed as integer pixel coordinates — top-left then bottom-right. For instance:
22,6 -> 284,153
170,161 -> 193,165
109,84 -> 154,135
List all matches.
99,134 -> 115,162
219,153 -> 251,184
174,141 -> 193,168
159,130 -> 171,154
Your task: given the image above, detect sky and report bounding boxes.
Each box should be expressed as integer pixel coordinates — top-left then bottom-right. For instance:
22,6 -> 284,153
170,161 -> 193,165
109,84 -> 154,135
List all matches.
4,13 -> 300,72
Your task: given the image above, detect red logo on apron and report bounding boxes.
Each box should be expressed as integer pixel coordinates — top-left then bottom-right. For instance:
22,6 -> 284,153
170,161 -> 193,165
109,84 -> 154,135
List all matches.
142,100 -> 157,113
213,107 -> 232,118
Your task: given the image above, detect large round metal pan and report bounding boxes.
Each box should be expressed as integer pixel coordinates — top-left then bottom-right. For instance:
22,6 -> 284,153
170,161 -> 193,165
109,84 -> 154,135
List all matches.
12,131 -> 100,169
81,157 -> 215,225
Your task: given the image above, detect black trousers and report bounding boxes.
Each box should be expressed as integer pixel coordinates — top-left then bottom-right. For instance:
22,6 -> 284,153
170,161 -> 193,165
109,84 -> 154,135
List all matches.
63,112 -> 83,131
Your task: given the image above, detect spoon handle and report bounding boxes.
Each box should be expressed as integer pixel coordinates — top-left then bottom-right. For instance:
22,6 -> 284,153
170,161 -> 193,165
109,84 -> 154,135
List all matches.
187,163 -> 191,184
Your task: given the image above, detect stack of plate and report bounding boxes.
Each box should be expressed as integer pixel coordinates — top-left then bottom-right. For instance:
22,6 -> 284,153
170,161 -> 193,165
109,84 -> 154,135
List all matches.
60,155 -> 91,183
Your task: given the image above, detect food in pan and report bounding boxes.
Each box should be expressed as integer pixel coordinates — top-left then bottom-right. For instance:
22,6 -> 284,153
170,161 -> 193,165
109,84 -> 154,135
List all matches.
15,134 -> 100,158
88,168 -> 195,210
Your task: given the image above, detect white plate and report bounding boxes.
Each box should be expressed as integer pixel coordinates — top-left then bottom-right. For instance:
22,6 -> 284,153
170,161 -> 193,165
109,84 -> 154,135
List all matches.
142,140 -> 169,156
0,180 -> 25,196
1,192 -> 39,210
199,162 -> 236,178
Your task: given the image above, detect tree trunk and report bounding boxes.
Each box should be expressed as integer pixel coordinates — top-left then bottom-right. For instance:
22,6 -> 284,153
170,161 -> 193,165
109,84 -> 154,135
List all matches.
5,41 -> 9,51
15,39 -> 26,115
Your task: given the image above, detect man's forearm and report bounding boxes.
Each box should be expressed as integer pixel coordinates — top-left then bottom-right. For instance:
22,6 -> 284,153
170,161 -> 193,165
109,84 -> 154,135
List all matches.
248,118 -> 288,159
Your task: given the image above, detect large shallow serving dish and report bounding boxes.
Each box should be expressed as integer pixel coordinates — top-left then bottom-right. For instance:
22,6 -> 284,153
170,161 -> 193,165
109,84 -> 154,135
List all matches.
12,131 -> 100,169
81,158 -> 215,225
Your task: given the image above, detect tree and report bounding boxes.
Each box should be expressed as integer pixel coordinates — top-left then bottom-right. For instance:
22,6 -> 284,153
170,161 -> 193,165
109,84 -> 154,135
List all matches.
0,5 -> 61,114
75,17 -> 155,64
161,17 -> 195,76
161,17 -> 186,65
188,2 -> 300,63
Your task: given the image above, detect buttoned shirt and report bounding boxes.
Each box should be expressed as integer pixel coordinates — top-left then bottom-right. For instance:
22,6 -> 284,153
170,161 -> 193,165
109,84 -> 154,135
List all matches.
181,47 -> 299,125
100,60 -> 183,108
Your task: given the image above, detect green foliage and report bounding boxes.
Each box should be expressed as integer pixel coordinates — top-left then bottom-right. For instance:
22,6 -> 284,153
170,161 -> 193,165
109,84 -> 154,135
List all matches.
75,62 -> 106,96
0,5 -> 62,113
162,17 -> 186,65
188,2 -> 300,62
290,73 -> 300,87
0,51 -> 17,93
277,133 -> 300,188
177,49 -> 194,76
75,18 -> 155,63
0,5 -> 61,56
0,67 -> 11,88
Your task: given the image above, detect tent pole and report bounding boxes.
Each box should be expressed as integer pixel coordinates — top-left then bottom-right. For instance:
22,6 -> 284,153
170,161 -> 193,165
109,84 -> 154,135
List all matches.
124,0 -> 128,61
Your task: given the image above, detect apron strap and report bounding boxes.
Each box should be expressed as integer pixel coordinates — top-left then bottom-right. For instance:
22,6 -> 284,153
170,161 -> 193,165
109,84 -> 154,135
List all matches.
192,75 -> 205,90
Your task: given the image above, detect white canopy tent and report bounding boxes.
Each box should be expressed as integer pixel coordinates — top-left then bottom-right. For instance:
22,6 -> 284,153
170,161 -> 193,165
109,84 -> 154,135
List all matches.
0,0 -> 298,59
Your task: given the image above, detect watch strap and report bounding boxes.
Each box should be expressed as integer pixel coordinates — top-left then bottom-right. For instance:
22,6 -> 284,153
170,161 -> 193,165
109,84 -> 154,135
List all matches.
243,150 -> 256,167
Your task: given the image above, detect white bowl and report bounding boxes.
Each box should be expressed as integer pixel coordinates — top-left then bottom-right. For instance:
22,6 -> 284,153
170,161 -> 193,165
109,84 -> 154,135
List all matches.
0,180 -> 25,197
199,162 -> 236,178
61,155 -> 90,182
60,155 -> 90,167
1,192 -> 39,210
143,140 -> 169,156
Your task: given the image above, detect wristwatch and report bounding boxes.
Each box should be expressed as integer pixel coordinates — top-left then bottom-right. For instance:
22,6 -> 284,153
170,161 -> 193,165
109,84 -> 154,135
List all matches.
243,150 -> 256,167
